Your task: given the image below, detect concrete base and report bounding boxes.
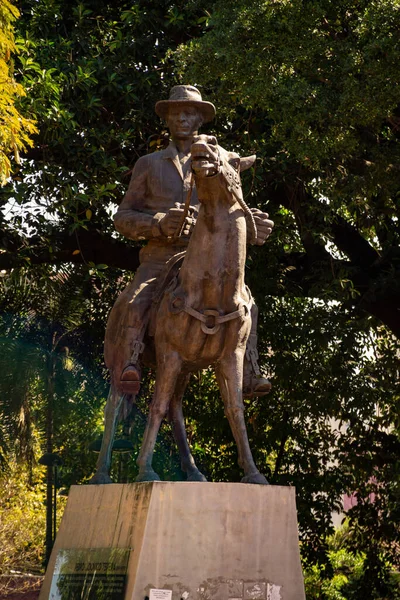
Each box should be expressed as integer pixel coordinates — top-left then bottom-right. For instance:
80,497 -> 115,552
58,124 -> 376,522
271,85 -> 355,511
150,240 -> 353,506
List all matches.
40,482 -> 305,600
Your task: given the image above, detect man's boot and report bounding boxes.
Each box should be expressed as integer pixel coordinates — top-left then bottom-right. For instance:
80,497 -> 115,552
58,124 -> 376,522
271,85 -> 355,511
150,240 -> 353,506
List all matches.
120,339 -> 145,395
243,334 -> 271,398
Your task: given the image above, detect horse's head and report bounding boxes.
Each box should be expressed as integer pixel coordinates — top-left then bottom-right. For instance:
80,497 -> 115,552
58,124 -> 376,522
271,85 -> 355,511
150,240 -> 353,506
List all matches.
190,135 -> 258,241
191,135 -> 220,178
191,135 -> 256,179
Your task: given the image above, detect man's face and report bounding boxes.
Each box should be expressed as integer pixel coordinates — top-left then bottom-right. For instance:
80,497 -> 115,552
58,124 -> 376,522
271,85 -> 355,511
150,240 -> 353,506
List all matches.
166,105 -> 202,141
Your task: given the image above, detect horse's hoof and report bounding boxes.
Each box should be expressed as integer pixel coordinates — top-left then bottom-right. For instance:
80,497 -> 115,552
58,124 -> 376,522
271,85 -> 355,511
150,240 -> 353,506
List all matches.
135,469 -> 161,482
88,472 -> 113,485
241,472 -> 269,485
186,470 -> 207,482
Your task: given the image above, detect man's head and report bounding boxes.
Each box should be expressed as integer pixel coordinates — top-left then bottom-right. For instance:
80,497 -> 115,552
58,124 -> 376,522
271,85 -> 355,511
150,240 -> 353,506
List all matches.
165,105 -> 203,141
155,86 -> 215,141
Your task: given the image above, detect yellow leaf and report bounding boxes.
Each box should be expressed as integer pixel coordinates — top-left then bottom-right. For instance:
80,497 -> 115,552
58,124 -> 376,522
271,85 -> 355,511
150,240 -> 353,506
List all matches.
86,209 -> 92,220
13,143 -> 20,164
72,249 -> 80,255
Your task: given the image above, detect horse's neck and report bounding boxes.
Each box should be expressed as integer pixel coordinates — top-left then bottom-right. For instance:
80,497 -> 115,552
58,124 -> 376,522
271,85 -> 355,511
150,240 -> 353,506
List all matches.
179,196 -> 247,311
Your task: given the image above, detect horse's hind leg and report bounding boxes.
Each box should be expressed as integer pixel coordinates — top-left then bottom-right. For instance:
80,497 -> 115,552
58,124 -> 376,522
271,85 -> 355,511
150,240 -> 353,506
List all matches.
169,373 -> 207,482
136,351 -> 182,482
215,352 -> 268,485
89,386 -> 124,484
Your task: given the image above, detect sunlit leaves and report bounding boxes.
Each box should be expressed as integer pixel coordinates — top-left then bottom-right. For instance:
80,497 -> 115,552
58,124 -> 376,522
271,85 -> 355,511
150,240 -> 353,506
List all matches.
0,0 -> 37,185
176,0 -> 400,214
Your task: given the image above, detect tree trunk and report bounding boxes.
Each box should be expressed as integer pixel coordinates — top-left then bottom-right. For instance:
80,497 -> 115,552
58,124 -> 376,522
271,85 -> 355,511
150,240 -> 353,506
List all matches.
44,353 -> 55,567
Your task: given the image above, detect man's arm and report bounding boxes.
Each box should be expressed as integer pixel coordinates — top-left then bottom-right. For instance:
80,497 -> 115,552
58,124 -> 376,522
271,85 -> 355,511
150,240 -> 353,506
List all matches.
114,155 -> 193,241
114,156 -> 160,241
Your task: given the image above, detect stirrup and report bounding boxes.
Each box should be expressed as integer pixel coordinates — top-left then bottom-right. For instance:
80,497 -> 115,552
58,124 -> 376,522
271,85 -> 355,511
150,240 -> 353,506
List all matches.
120,364 -> 141,394
243,375 -> 272,398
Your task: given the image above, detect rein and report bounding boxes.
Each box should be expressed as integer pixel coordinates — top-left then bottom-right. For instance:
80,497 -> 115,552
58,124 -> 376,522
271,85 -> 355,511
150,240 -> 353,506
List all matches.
231,184 -> 258,244
172,173 -> 194,239
221,154 -> 258,243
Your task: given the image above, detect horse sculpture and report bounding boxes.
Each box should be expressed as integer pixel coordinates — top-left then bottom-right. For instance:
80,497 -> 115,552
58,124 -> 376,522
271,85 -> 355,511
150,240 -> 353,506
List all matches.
90,136 -> 268,485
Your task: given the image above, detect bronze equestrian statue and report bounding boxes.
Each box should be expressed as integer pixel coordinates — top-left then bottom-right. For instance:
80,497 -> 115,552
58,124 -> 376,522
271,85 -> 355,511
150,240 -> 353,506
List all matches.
90,86 -> 274,485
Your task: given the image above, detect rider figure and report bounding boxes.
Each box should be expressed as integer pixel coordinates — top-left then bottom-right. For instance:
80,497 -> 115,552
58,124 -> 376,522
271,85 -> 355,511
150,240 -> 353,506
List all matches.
104,85 -> 274,397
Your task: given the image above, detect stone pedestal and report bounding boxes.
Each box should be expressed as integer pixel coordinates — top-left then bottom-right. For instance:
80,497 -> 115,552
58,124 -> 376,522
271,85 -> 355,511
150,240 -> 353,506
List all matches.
39,482 -> 305,600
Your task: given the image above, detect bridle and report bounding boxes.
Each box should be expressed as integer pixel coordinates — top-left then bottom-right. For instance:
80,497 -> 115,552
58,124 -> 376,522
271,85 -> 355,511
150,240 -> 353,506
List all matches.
173,147 -> 258,243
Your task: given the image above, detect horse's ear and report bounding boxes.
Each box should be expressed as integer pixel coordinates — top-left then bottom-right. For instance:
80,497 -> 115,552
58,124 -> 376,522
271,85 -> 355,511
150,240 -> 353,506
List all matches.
239,155 -> 257,172
229,157 -> 241,171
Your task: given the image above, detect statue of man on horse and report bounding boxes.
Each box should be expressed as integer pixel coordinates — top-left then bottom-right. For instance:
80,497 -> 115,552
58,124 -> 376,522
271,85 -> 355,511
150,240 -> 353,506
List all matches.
90,85 -> 274,485
105,85 -> 273,398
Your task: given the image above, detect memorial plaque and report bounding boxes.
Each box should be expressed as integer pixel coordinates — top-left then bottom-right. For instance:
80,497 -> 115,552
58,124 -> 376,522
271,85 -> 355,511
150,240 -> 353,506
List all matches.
49,548 -> 130,599
149,590 -> 172,600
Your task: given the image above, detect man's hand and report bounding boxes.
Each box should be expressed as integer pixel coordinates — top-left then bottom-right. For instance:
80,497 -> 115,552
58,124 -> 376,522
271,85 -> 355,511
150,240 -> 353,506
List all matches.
159,203 -> 196,237
250,208 -> 274,245
191,135 -> 220,178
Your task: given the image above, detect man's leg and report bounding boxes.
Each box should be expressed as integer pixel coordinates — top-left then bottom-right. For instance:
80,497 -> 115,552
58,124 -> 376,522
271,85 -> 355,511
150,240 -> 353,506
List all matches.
243,302 -> 271,397
104,262 -> 164,395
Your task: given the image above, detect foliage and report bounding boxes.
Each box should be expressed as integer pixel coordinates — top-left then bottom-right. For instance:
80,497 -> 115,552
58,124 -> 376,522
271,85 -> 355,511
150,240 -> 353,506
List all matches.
0,0 -> 210,272
0,263 -> 121,501
175,0 -> 400,338
0,265 -> 110,467
0,458 -> 46,573
0,0 -> 37,185
305,547 -> 366,599
304,522 -> 400,599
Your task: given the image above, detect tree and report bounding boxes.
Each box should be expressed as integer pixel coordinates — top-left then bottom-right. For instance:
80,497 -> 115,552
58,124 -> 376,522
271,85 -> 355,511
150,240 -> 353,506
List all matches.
0,265 -> 113,564
174,0 -> 400,338
304,521 -> 400,599
0,0 -> 37,184
0,458 -> 47,576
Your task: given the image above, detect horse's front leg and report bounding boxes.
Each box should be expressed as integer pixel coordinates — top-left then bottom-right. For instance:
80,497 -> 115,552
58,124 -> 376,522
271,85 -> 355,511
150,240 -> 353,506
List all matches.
136,351 -> 182,482
215,351 -> 268,485
169,373 -> 207,482
89,387 -> 125,484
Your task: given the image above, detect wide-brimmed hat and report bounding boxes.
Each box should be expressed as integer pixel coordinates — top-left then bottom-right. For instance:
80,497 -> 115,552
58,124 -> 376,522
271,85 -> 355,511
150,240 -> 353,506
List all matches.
155,85 -> 216,123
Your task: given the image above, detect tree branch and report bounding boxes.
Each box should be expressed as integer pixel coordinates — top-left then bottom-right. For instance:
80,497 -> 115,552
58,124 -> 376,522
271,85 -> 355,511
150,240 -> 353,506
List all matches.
263,179 -> 400,337
331,215 -> 380,268
0,227 -> 141,272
